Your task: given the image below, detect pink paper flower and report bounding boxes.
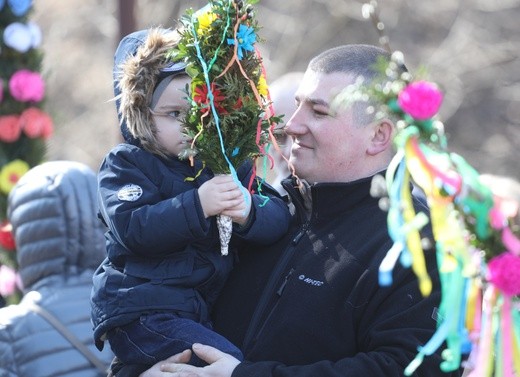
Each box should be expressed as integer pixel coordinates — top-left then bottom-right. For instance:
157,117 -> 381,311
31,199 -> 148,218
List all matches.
9,69 -> 45,102
19,107 -> 53,139
0,265 -> 20,297
487,252 -> 520,296
397,81 -> 443,121
0,115 -> 22,142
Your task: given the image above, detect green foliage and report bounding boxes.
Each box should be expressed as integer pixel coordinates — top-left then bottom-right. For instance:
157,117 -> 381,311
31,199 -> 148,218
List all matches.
172,0 -> 280,174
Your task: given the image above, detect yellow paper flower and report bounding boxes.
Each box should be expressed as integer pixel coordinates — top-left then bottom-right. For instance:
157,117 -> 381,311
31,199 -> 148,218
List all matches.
257,74 -> 268,97
0,159 -> 30,194
197,12 -> 217,35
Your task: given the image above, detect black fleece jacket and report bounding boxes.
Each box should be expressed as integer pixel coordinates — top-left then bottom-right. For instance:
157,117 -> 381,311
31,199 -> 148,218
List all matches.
212,174 -> 460,377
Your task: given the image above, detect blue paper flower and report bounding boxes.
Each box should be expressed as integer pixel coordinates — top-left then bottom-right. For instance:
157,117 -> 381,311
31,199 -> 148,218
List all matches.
227,24 -> 256,60
8,0 -> 32,16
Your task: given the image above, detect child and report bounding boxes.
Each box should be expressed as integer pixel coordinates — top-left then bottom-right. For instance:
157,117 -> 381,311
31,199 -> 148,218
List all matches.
90,27 -> 291,368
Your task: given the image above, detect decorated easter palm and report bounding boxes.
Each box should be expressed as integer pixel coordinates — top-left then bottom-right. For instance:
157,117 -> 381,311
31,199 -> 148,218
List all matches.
172,0 -> 281,255
0,0 -> 53,304
355,3 -> 520,376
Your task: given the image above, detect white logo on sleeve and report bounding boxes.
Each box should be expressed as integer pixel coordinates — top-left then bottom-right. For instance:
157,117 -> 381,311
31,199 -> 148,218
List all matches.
117,184 -> 143,202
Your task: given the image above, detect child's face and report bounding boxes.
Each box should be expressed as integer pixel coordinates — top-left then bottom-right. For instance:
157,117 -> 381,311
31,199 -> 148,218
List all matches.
151,75 -> 191,157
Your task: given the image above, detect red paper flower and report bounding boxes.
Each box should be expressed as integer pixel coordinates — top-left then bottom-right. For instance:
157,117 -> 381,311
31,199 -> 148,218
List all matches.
193,83 -> 226,114
397,81 -> 443,121
19,107 -> 53,139
0,221 -> 16,251
487,252 -> 520,296
9,69 -> 45,102
0,115 -> 22,142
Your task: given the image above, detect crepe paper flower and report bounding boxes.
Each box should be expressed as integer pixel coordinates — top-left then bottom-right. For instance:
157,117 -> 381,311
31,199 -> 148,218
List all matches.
26,21 -> 42,48
0,221 -> 16,251
0,159 -> 30,195
197,11 -> 217,35
257,74 -> 268,97
19,107 -> 53,139
502,226 -> 520,255
0,115 -> 22,143
8,0 -> 32,16
487,252 -> 520,296
0,265 -> 20,297
3,22 -> 32,53
193,83 -> 227,114
397,80 -> 443,121
9,69 -> 45,102
227,24 -> 256,60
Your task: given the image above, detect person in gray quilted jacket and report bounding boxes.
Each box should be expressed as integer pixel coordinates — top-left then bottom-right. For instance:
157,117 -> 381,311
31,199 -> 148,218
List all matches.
0,161 -> 114,377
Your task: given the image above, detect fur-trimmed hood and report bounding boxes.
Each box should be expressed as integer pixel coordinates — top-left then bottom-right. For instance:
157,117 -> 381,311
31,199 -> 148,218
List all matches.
113,28 -> 183,153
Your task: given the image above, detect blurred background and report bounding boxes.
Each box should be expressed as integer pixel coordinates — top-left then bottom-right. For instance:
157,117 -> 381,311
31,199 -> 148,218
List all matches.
34,0 -> 520,180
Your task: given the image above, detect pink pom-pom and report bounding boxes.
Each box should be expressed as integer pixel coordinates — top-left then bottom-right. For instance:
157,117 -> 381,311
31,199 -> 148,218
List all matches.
9,69 -> 45,102
397,81 -> 443,121
19,107 -> 53,139
0,115 -> 22,142
487,252 -> 520,296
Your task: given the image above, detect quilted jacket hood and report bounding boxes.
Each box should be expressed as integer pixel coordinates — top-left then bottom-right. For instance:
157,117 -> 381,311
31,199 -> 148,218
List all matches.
7,161 -> 106,292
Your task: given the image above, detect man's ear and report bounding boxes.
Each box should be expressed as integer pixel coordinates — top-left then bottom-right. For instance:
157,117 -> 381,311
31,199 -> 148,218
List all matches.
367,119 -> 394,156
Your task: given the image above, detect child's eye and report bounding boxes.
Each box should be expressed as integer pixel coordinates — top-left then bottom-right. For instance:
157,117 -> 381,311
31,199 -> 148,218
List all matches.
167,110 -> 182,118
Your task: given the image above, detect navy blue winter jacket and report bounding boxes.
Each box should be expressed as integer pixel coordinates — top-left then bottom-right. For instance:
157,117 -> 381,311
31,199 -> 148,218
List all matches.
90,143 -> 290,345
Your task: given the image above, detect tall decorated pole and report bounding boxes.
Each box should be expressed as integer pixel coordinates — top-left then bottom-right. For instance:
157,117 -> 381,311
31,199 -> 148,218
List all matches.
0,0 -> 53,305
352,2 -> 520,375
173,0 -> 281,255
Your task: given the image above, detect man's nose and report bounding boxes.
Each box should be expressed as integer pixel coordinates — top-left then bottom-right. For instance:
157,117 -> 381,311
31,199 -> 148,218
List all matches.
285,108 -> 305,136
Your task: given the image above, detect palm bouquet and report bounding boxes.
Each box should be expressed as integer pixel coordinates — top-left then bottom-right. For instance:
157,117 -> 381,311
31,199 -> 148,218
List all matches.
171,0 -> 281,255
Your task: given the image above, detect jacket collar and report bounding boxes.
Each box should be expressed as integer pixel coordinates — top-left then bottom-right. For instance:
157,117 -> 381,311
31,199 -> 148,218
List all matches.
283,173 -> 384,222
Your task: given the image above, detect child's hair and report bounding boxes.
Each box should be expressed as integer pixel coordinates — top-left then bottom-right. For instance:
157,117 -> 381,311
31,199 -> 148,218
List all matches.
117,27 -> 185,158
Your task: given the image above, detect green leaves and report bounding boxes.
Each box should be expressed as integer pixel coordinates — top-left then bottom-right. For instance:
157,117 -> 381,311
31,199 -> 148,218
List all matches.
172,0 -> 280,174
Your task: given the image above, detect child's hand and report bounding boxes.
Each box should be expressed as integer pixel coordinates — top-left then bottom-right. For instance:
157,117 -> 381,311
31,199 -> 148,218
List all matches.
221,187 -> 252,226
198,175 -> 245,218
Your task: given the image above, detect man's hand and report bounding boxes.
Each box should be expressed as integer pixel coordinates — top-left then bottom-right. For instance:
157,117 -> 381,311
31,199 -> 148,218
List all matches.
139,349 -> 192,377
157,344 -> 240,377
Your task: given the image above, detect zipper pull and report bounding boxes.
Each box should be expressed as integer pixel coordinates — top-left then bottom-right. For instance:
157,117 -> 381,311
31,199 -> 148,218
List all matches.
277,268 -> 295,296
292,222 -> 309,245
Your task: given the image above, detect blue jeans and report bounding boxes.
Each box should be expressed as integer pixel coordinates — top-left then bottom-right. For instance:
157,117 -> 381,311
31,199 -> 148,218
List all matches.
108,312 -> 243,366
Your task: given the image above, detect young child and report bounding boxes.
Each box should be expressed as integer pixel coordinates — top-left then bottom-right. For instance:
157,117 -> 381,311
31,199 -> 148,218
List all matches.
90,27 -> 291,368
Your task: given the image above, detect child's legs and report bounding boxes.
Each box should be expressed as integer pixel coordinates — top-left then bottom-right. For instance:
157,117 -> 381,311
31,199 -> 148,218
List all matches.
108,312 -> 243,366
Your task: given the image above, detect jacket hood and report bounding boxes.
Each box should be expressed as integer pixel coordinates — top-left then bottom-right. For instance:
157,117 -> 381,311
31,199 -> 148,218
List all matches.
7,161 -> 106,291
113,28 -> 185,150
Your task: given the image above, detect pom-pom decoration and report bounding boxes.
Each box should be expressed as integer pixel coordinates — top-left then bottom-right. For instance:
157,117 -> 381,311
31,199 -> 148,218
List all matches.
9,69 -> 45,102
3,21 -> 41,53
171,0 -> 282,255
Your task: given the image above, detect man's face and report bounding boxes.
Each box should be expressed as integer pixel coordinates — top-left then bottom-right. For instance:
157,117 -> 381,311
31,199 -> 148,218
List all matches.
285,70 -> 374,183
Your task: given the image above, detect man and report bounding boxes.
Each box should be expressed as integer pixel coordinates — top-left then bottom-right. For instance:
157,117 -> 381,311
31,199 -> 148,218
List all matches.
266,71 -> 304,195
138,44 -> 460,377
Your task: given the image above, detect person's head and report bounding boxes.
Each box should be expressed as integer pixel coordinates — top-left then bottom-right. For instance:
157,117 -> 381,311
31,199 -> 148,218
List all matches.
114,27 -> 191,159
286,44 -> 399,183
269,71 -> 304,179
7,161 -> 106,292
